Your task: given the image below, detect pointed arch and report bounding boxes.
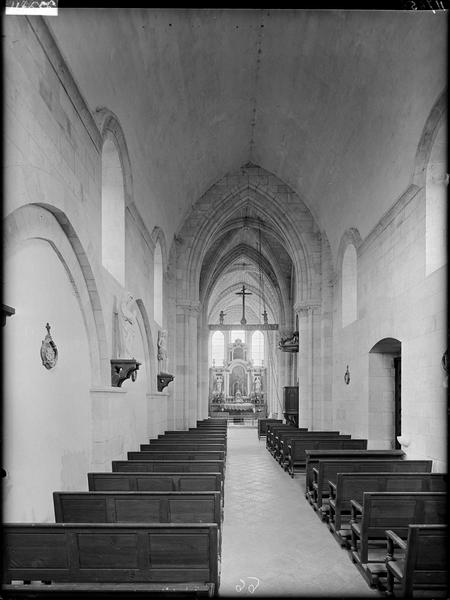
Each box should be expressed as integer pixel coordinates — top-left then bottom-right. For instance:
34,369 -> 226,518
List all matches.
4,203 -> 108,385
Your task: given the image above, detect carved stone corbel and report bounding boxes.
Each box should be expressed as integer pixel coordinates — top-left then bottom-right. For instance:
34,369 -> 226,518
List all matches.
157,372 -> 174,392
111,358 -> 141,387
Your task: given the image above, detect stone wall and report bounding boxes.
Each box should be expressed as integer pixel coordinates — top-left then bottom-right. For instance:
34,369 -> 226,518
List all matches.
332,185 -> 447,470
3,16 -> 171,521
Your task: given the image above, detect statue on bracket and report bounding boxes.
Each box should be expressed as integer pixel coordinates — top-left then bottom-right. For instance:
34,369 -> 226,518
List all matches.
111,292 -> 140,387
119,291 -> 137,358
157,329 -> 174,392
157,329 -> 168,368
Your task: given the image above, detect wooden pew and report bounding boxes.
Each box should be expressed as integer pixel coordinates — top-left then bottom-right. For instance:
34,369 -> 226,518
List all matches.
88,471 -> 223,496
350,492 -> 447,587
2,523 -> 219,597
113,460 -> 225,477
276,432 -> 348,467
304,449 -> 405,500
265,423 -> 299,453
329,469 -> 444,544
141,442 -> 226,453
310,459 -> 433,517
257,418 -> 282,440
329,469 -> 444,526
127,450 -> 225,462
287,438 -> 368,478
53,491 -> 222,530
158,433 -> 226,442
385,524 -> 448,597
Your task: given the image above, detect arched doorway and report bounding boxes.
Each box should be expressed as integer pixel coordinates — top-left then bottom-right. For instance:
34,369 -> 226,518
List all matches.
368,338 -> 401,449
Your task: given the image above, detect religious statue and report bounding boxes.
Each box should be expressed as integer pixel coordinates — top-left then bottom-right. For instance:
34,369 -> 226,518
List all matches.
215,374 -> 223,393
254,375 -> 262,394
219,310 -> 226,325
119,292 -> 137,358
157,329 -> 168,368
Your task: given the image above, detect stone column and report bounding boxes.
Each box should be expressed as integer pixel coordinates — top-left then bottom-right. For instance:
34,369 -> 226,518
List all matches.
295,302 -> 321,429
197,320 -> 210,420
176,301 -> 200,429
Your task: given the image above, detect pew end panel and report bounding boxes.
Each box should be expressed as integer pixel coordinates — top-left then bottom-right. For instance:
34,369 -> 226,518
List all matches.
350,492 -> 447,588
385,525 -> 448,597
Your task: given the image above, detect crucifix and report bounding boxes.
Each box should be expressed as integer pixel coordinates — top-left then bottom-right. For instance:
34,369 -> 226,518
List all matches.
236,284 -> 252,325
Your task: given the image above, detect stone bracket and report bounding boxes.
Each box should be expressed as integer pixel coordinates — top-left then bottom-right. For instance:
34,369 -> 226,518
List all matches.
157,372 -> 174,392
111,358 -> 141,387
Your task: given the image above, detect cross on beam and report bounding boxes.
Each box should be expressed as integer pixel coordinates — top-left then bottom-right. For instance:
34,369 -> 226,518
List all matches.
235,284 -> 252,325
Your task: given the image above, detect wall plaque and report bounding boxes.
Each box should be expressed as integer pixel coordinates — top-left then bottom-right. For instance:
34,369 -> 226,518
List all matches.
40,323 -> 58,369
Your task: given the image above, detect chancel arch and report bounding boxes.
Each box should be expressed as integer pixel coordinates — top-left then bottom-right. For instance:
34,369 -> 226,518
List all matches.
171,164 -> 329,426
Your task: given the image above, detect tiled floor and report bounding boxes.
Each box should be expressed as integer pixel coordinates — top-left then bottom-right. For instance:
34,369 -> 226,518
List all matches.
219,427 -> 381,598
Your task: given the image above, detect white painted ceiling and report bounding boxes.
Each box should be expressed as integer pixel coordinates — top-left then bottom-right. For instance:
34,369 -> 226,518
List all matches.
45,8 -> 446,323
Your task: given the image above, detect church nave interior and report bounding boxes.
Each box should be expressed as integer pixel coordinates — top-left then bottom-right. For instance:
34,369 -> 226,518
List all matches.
2,6 -> 447,599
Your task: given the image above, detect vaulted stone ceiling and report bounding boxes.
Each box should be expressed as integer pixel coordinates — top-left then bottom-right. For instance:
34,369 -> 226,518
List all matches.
200,201 -> 292,326
46,8 -> 446,260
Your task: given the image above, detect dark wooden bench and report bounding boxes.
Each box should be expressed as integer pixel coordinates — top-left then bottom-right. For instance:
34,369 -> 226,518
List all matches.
127,450 -> 225,462
88,471 -> 223,497
112,460 -> 225,477
276,432 -> 348,467
385,524 -> 448,597
304,449 -> 405,499
257,419 -> 282,440
158,433 -> 226,442
329,468 -> 443,543
53,491 -> 222,530
310,459 -> 433,517
265,423 -> 300,453
2,523 -> 218,597
140,442 -> 226,453
350,492 -> 447,587
272,429 -> 341,460
287,438 -> 368,478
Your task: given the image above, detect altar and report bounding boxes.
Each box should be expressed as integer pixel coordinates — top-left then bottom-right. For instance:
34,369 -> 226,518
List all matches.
209,337 -> 266,417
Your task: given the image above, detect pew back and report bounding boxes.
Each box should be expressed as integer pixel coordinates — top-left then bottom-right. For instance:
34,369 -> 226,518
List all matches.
277,432 -> 349,464
88,472 -> 223,494
112,460 -> 225,476
128,450 -> 225,462
329,469 -> 443,530
2,523 -> 218,595
304,449 -> 405,494
141,442 -> 226,452
257,419 -> 282,439
351,492 -> 447,564
314,459 -> 433,507
53,491 -> 221,528
287,439 -> 368,477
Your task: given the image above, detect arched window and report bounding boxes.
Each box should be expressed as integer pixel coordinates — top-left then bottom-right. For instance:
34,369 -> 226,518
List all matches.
211,331 -> 225,366
342,244 -> 357,327
102,132 -> 125,285
153,241 -> 163,326
426,121 -> 447,276
252,330 -> 264,366
230,330 -> 245,343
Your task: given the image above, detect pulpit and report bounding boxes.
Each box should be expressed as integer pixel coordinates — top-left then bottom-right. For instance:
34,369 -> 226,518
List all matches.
283,386 -> 299,427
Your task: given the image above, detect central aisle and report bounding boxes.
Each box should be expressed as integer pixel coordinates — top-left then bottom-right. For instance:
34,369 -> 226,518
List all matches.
219,426 -> 381,597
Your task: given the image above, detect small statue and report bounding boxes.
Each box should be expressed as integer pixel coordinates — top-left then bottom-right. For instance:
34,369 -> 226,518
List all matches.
157,329 -> 168,370
119,292 -> 137,358
219,310 -> 226,325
